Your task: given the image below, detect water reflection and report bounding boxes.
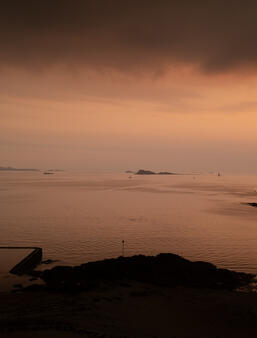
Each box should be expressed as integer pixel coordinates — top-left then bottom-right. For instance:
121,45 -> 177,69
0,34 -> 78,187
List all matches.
0,172 -> 256,273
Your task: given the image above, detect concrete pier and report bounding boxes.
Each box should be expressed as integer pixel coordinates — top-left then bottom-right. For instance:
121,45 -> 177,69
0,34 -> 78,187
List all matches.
0,247 -> 42,275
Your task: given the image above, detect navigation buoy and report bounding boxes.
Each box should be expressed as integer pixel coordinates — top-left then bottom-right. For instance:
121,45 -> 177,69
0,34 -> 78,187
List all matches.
122,240 -> 125,256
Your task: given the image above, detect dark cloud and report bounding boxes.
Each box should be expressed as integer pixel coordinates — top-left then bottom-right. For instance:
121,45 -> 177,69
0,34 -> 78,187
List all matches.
1,0 -> 257,73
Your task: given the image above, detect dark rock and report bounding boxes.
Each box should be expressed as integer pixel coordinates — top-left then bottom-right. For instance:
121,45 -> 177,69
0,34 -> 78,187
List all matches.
41,259 -> 58,265
247,202 -> 257,208
39,253 -> 255,292
136,169 -> 156,175
24,284 -> 45,292
136,169 -> 176,175
13,283 -> 23,288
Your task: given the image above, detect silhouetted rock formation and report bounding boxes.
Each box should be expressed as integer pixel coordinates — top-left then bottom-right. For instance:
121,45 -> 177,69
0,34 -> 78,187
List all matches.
136,169 -> 175,175
136,169 -> 156,175
247,202 -> 257,208
36,253 -> 254,292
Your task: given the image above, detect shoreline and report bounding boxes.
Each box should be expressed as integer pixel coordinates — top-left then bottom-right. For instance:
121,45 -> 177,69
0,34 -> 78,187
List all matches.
33,253 -> 256,293
1,253 -> 257,337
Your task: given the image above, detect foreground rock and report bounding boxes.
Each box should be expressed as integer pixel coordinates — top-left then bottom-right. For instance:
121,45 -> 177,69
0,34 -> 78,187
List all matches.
2,254 -> 257,337
36,253 -> 254,292
2,282 -> 257,338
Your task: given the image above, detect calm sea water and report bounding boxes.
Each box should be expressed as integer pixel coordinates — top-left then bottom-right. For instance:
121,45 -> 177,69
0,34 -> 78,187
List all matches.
0,171 -> 257,273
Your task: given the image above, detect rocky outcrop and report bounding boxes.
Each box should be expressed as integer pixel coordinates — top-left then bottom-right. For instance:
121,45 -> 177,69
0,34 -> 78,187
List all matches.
136,169 -> 156,175
36,253 -> 255,292
247,202 -> 257,208
136,169 -> 175,175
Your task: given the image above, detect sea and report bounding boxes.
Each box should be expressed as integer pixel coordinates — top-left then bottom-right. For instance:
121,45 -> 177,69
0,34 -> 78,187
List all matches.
0,171 -> 257,274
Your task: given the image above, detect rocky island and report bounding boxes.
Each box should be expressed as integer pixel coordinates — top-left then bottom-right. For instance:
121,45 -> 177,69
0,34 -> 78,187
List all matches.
136,169 -> 176,175
247,202 -> 257,208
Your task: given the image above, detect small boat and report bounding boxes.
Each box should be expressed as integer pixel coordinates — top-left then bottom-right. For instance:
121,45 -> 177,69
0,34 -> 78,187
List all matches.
43,172 -> 54,175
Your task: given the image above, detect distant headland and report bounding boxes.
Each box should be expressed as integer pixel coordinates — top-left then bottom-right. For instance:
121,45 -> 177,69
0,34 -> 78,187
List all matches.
0,166 -> 39,172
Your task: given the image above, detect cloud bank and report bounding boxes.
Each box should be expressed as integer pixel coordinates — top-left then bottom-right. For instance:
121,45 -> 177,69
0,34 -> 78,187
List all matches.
1,0 -> 257,74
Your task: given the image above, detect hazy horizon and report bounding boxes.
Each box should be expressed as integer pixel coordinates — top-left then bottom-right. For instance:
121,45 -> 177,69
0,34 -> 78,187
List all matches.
1,1 -> 257,173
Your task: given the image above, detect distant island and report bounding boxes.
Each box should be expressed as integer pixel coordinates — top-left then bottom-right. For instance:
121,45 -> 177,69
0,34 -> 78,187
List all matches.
135,169 -> 177,175
0,166 -> 39,172
47,169 -> 64,172
247,202 -> 257,208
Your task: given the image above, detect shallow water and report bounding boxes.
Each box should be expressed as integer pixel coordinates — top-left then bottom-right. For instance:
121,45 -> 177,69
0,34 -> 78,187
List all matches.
0,171 -> 257,273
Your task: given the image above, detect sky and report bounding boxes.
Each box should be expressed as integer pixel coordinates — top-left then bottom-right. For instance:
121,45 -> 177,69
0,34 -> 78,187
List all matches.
1,0 -> 257,173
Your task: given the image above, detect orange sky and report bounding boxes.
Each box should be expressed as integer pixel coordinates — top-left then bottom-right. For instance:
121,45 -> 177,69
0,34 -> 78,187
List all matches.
1,2 -> 257,172
1,66 -> 257,172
